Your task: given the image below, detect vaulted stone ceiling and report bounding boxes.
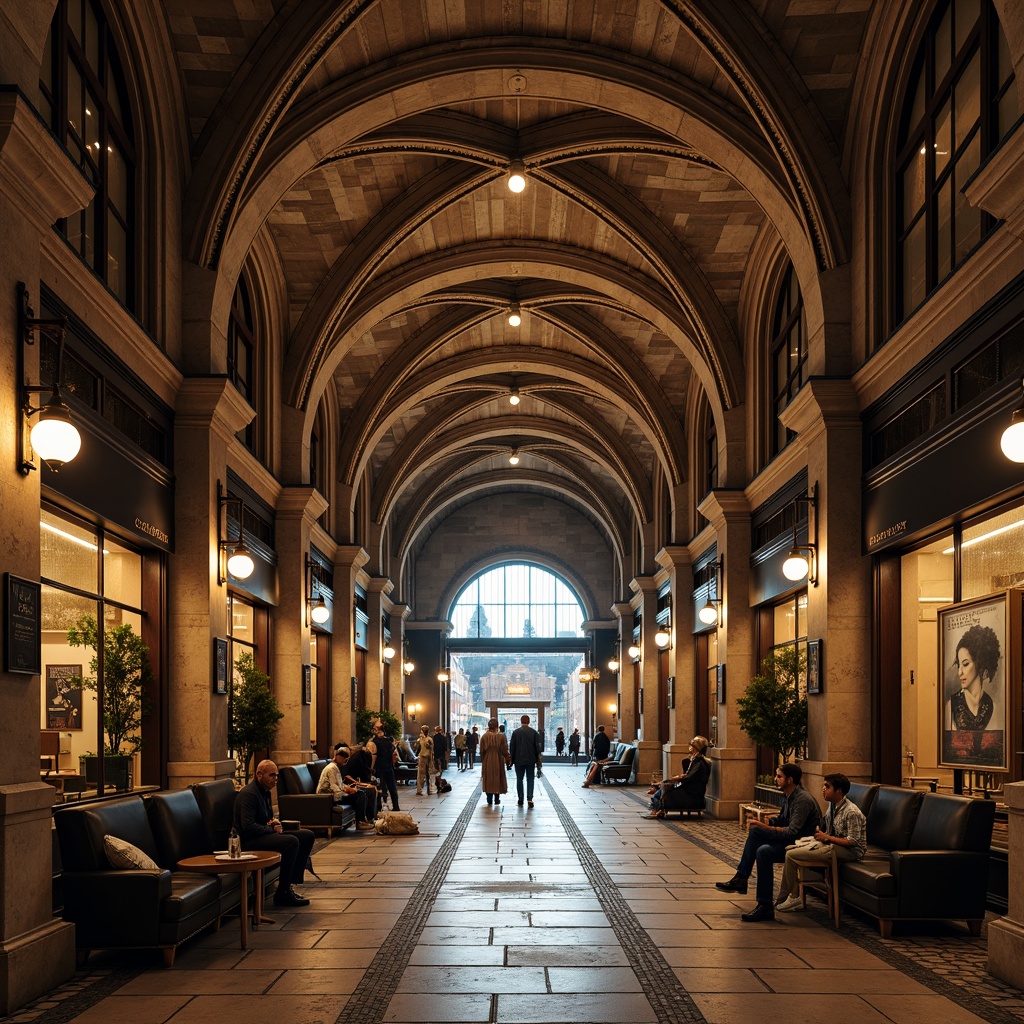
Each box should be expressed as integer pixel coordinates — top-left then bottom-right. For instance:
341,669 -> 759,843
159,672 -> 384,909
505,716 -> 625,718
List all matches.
174,0 -> 868,574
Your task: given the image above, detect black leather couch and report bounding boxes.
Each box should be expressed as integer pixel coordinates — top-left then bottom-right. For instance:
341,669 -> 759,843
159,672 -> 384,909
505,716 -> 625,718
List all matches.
599,743 -> 637,784
277,762 -> 356,835
395,741 -> 418,785
837,784 -> 996,936
54,792 -> 241,966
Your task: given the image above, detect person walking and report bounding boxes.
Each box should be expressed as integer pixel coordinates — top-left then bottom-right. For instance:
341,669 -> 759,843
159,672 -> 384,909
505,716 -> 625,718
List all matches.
509,714 -> 542,807
466,725 -> 480,768
555,727 -> 566,757
568,727 -> 581,765
479,718 -> 509,806
414,724 -> 434,795
454,728 -> 467,770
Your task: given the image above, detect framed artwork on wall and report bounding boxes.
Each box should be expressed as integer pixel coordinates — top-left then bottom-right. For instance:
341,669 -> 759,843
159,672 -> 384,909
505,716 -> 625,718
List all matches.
667,675 -> 675,709
806,640 -> 822,695
302,664 -> 312,705
716,663 -> 726,704
5,573 -> 41,675
938,592 -> 1012,771
213,638 -> 228,694
46,664 -> 83,729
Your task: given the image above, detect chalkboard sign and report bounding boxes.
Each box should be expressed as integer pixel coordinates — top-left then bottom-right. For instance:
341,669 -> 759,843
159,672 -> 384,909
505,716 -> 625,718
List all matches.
5,574 -> 41,675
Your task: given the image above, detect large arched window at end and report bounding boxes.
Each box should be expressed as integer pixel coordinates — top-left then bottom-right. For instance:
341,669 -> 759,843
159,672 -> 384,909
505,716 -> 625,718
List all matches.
41,0 -> 137,311
696,400 -> 718,533
769,263 -> 807,460
894,0 -> 1017,329
228,273 -> 261,458
450,563 -> 585,639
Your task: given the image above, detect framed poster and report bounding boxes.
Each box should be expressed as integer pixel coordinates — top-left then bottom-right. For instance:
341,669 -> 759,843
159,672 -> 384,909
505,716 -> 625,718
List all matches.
806,640 -> 822,695
302,664 -> 312,705
938,593 -> 1008,770
213,638 -> 229,694
716,663 -> 726,704
5,573 -> 41,674
667,675 -> 675,709
46,664 -> 83,729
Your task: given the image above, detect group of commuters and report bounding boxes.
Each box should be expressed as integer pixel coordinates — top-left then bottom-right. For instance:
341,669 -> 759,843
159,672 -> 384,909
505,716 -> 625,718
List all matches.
477,715 -> 544,807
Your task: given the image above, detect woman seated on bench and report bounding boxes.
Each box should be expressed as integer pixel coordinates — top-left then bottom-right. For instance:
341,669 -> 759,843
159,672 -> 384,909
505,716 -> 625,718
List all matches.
644,736 -> 710,818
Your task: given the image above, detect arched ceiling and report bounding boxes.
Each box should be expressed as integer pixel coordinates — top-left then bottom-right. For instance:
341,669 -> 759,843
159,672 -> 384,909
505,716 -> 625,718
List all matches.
171,0 -> 870,578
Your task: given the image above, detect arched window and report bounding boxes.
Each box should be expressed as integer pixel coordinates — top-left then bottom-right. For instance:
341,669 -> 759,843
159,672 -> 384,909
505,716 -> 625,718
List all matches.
41,0 -> 137,310
769,263 -> 807,459
450,563 -> 585,638
894,0 -> 1017,326
228,273 -> 260,457
695,399 -> 718,533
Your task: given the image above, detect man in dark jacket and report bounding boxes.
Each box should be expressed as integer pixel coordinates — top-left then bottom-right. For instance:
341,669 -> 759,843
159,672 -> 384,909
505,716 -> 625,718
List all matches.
234,759 -> 316,907
715,762 -> 821,922
581,724 -> 612,787
509,714 -> 543,807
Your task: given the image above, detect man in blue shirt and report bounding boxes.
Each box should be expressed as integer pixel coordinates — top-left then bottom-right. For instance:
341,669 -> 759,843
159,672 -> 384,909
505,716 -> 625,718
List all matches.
715,762 -> 821,922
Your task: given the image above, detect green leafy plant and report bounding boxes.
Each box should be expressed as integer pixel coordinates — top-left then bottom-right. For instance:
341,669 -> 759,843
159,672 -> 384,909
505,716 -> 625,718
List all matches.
229,652 -> 283,783
67,615 -> 152,755
356,707 -> 402,744
737,645 -> 808,766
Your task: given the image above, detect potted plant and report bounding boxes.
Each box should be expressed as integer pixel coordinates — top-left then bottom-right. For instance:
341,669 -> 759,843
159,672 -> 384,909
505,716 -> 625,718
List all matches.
67,614 -> 153,791
228,651 -> 283,783
737,644 -> 808,784
355,707 -> 402,744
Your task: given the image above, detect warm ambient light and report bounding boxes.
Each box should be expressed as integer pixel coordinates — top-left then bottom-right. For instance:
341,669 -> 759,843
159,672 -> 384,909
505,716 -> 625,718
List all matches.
310,596 -> 330,624
30,394 -> 81,469
782,548 -> 810,582
408,702 -> 422,721
654,627 -> 670,649
509,386 -> 521,406
437,669 -> 450,683
1001,379 -> 1024,462
382,644 -> 396,661
226,542 -> 255,580
607,657 -> 620,672
507,159 -> 526,193
698,600 -> 719,626
627,644 -> 641,660
218,483 -> 255,585
509,448 -> 520,465
507,302 -> 522,327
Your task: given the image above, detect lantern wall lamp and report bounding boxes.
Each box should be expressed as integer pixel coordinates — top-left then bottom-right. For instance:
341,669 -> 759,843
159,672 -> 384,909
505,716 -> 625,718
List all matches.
305,554 -> 329,626
698,558 -> 723,626
217,481 -> 255,585
1001,378 -> 1024,462
781,483 -> 818,586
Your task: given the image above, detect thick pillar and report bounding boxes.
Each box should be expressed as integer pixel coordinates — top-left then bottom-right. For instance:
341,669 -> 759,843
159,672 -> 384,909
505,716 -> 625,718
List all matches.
331,546 -> 370,744
0,90 -> 93,1012
655,546 -> 693,775
699,489 -> 755,820
271,487 -> 328,766
365,577 -> 395,714
610,603 -> 635,741
780,380 -> 872,790
166,379 -> 253,788
630,577 -> 662,781
989,781 -> 1024,987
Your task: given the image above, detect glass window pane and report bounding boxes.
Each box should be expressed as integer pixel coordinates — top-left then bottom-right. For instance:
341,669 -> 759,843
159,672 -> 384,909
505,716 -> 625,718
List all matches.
107,212 -> 127,301
961,505 -> 1024,601
901,148 -> 926,227
955,135 -> 982,262
774,599 -> 797,644
41,510 -> 99,592
229,596 -> 254,641
483,604 -> 503,638
531,567 -> 555,602
103,536 -> 142,608
84,0 -> 99,72
935,2 -> 953,83
934,98 -> 952,174
954,0 -> 979,53
936,177 -> 952,279
907,63 -> 926,140
68,62 -> 83,140
107,142 -> 127,210
954,52 -> 980,151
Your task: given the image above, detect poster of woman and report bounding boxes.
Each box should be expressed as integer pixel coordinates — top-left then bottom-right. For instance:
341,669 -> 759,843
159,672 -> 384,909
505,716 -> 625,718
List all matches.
46,664 -> 83,730
938,593 -> 1007,770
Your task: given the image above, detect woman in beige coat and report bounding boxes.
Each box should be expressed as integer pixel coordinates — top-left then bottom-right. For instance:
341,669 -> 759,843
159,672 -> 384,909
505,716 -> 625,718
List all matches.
479,718 -> 509,806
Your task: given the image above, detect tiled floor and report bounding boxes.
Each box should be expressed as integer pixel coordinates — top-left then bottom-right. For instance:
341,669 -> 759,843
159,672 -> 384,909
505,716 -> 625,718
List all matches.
7,765 -> 1024,1024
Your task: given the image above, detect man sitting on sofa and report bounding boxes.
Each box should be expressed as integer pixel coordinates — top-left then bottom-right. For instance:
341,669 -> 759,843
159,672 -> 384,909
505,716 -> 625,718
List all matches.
715,762 -> 820,922
316,744 -> 375,830
234,759 -> 316,907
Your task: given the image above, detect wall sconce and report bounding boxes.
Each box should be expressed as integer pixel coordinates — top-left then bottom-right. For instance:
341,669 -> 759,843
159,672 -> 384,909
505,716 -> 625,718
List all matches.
698,558 -> 723,626
507,159 -> 526,194
507,301 -> 522,327
610,702 -> 617,723
305,554 -> 329,626
607,639 -> 621,673
508,447 -> 520,465
382,642 -> 396,662
217,481 -> 255,585
627,642 -> 641,661
408,702 -> 422,722
654,621 -> 671,649
781,483 -> 818,586
402,637 -> 415,675
508,384 -> 521,406
17,283 -> 81,474
1001,378 -> 1024,462
579,665 -> 600,684
437,669 -> 450,683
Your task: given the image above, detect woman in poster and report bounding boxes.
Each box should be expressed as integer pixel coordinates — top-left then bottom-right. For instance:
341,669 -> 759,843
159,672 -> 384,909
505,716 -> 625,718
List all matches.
943,622 -> 1003,767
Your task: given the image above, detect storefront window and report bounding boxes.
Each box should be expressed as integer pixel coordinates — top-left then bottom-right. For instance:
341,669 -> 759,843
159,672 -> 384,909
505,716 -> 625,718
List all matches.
40,508 -> 148,797
961,505 -> 1024,600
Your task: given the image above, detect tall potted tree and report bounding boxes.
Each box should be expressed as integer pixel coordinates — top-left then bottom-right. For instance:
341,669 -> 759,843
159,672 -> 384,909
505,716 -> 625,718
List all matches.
67,614 -> 153,791
229,651 -> 283,783
737,645 -> 808,806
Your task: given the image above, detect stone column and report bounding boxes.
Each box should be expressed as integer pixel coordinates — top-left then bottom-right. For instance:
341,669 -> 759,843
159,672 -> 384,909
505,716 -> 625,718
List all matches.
365,577 -> 395,713
655,546 -> 693,774
331,546 -> 370,744
630,577 -> 662,781
166,379 -> 254,788
270,487 -> 328,766
388,603 -> 411,715
699,489 -> 755,820
0,90 -> 93,1012
780,380 -> 872,790
610,602 -> 635,740
989,781 -> 1024,987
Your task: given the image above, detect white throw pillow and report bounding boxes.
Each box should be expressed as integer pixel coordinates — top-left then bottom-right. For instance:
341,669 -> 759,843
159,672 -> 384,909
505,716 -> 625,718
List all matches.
103,834 -> 159,871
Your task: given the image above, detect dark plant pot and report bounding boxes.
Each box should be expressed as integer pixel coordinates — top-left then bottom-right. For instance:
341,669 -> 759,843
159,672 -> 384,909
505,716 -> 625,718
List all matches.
753,783 -> 783,809
79,754 -> 132,792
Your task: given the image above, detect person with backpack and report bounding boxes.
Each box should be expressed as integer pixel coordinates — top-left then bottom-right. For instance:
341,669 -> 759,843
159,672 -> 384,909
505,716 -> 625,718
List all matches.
568,727 -> 582,766
555,727 -> 566,757
414,724 -> 434,795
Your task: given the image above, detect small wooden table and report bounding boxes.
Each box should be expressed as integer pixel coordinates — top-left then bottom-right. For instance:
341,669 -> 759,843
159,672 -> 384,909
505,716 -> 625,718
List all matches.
177,850 -> 281,949
739,803 -> 775,828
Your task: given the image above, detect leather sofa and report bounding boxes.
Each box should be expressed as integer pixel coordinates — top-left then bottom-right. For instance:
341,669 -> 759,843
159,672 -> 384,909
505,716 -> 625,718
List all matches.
599,743 -> 637,784
54,792 -> 240,967
837,784 -> 996,937
277,762 -> 356,835
395,741 -> 418,785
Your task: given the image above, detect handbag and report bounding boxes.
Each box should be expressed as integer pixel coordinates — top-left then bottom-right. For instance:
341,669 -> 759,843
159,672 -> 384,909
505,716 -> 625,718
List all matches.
793,835 -> 825,852
375,811 -> 419,835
